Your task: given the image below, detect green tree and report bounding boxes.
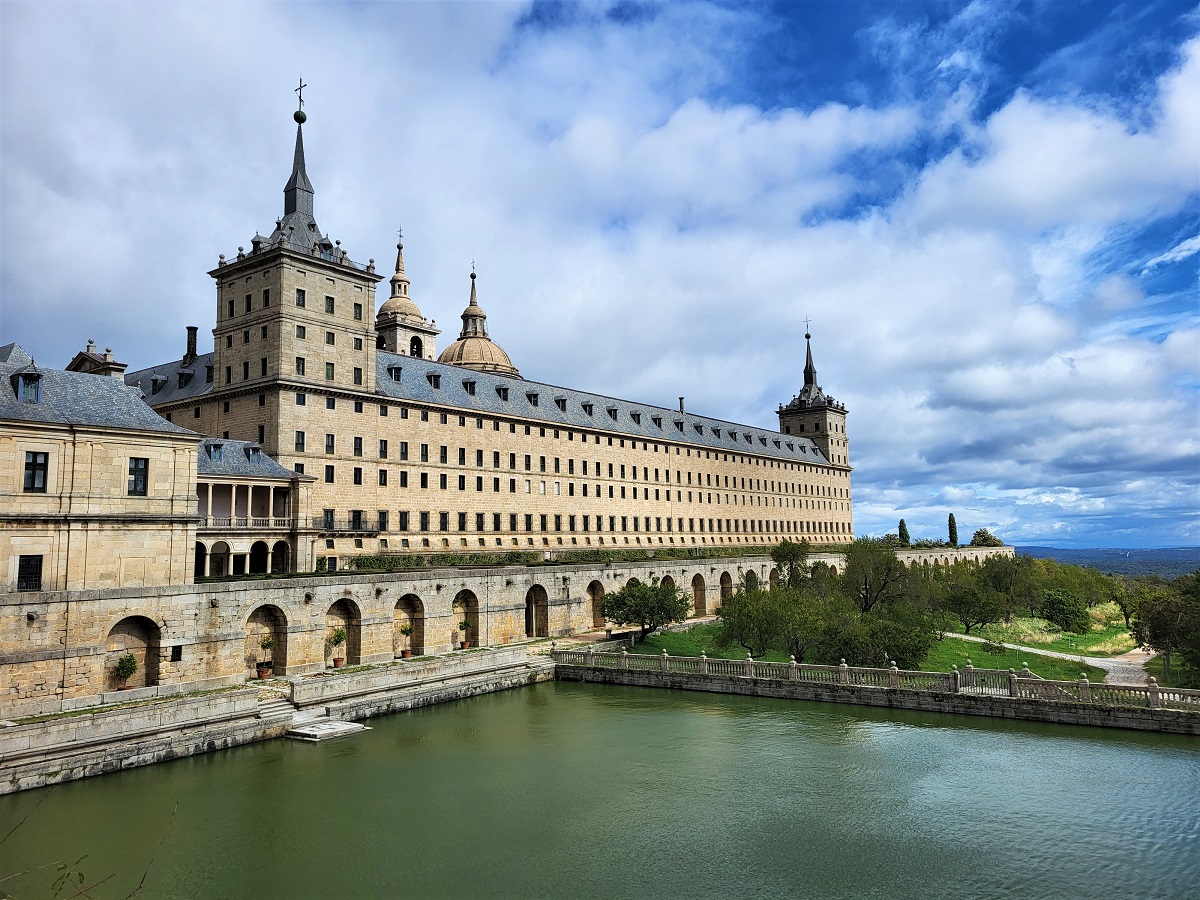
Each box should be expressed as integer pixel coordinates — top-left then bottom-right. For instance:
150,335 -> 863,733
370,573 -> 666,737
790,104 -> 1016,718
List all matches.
969,528 -> 1003,547
948,513 -> 958,547
1040,588 -> 1089,634
944,578 -> 1006,634
770,539 -> 811,589
600,577 -> 691,641
898,519 -> 910,547
1132,575 -> 1200,678
841,538 -> 907,615
717,578 -> 777,656
978,553 -> 1036,622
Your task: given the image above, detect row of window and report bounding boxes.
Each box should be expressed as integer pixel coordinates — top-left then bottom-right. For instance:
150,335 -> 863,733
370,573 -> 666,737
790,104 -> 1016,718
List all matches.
293,358 -> 364,385
23,453 -> 147,496
223,288 -> 365,321
294,288 -> 364,321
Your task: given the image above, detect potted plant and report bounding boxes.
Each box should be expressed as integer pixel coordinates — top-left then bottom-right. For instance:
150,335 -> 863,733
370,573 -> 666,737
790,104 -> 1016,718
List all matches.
399,622 -> 414,659
112,652 -> 138,690
458,619 -> 471,650
330,627 -> 347,668
257,634 -> 276,679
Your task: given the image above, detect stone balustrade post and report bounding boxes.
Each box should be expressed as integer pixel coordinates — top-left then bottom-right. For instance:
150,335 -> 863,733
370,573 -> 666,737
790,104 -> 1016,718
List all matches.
585,646 -> 594,668
963,658 -> 973,689
950,665 -> 960,693
1008,668 -> 1018,698
699,652 -> 708,675
889,663 -> 900,689
744,653 -> 754,678
838,659 -> 849,685
1148,677 -> 1160,709
1020,663 -> 1032,679
789,656 -> 799,681
551,641 -> 557,661
620,648 -> 629,670
660,649 -> 669,673
1078,675 -> 1091,702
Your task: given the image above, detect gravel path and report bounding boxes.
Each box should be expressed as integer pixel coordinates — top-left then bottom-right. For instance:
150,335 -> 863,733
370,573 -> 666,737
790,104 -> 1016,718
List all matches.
944,632 -> 1154,685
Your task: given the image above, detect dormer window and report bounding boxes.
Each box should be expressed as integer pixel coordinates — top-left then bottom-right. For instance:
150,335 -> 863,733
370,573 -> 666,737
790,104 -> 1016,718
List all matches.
555,397 -> 567,412
207,443 -> 224,462
150,374 -> 167,395
463,380 -> 476,396
651,415 -> 662,428
387,366 -> 403,382
773,440 -> 781,448
13,371 -> 42,404
245,445 -> 261,461
606,406 -> 618,421
693,424 -> 703,435
786,442 -> 794,451
496,386 -> 510,401
674,420 -> 684,431
630,412 -> 641,425
427,373 -> 441,389
178,370 -> 193,388
582,402 -> 594,416
759,437 -> 767,446
526,392 -> 539,407
743,433 -> 753,443
205,365 -> 214,384
712,427 -> 720,437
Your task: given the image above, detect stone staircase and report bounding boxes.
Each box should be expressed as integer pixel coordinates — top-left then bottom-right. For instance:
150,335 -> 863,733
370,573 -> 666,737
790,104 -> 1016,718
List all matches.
257,697 -> 296,720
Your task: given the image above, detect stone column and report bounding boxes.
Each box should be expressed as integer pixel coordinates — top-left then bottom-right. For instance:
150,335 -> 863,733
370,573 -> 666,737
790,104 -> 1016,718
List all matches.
698,652 -> 708,676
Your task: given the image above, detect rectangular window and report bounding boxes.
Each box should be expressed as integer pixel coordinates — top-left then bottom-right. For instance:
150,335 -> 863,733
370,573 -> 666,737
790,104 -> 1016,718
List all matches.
326,331 -> 335,345
262,288 -> 270,307
353,302 -> 363,320
420,512 -> 430,531
244,294 -> 252,313
458,447 -> 467,466
354,338 -> 363,351
492,513 -> 501,531
325,434 -> 335,454
378,510 -> 388,532
353,367 -> 363,386
225,366 -> 232,384
439,512 -> 449,531
325,295 -> 335,314
257,424 -> 265,444
379,469 -> 388,486
260,358 -> 267,376
354,401 -> 363,413
23,451 -> 48,492
420,472 -> 428,489
296,288 -> 306,307
324,465 -> 335,483
17,555 -> 43,592
458,512 -> 468,531
353,437 -> 363,457
295,431 -> 305,452
400,442 -> 409,461
242,361 -> 250,380
540,514 -> 548,532
458,474 -> 466,490
353,467 -> 363,485
379,440 -> 388,459
295,357 -> 305,376
325,362 -> 335,381
227,298 -> 235,318
440,446 -> 448,464
399,511 -> 410,531
525,514 -> 533,532
510,514 -> 518,531
127,458 -> 148,496
327,397 -> 336,410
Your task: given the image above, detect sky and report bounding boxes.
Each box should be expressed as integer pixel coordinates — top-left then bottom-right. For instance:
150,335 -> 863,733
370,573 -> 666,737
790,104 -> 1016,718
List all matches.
1,0 -> 1197,549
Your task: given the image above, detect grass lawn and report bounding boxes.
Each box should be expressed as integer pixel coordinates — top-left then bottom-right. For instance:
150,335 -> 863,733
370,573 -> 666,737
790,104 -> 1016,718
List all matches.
1144,655 -> 1200,689
952,602 -> 1136,657
923,637 -> 1109,683
627,621 -> 1110,681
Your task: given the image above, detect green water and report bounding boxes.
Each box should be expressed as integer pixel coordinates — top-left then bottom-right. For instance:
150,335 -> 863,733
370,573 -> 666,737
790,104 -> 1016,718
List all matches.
1,683 -> 1198,899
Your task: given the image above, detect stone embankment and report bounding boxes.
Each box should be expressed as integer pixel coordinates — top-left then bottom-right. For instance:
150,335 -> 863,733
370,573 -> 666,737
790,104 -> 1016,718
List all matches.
552,648 -> 1200,736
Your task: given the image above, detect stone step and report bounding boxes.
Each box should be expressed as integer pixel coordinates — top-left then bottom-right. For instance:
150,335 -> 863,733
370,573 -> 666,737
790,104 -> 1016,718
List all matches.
257,699 -> 296,719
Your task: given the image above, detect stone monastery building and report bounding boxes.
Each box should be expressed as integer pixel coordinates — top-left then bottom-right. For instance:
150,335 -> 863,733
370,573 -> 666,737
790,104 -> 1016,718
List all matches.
123,105 -> 854,576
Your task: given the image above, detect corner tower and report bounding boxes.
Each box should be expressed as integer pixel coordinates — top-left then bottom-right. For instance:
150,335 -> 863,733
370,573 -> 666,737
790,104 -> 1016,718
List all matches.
205,100 -> 382,455
777,331 -> 849,468
375,237 -> 440,359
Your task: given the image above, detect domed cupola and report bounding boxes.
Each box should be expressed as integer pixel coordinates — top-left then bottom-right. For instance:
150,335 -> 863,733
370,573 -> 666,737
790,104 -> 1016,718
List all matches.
375,234 -> 439,359
436,270 -> 520,377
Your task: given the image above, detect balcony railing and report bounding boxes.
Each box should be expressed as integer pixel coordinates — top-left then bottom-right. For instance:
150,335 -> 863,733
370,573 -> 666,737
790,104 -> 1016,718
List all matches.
199,516 -> 293,529
313,517 -> 380,533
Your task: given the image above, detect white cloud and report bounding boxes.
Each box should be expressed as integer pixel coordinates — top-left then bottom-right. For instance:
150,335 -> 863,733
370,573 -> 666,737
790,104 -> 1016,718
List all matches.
1143,233 -> 1200,269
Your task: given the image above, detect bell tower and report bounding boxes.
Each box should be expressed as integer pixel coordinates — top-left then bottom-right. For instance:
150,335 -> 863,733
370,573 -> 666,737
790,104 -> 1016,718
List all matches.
777,330 -> 849,468
375,235 -> 440,358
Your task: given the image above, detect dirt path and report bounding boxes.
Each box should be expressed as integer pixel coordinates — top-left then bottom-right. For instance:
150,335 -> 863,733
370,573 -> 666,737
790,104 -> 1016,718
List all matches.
944,632 -> 1154,685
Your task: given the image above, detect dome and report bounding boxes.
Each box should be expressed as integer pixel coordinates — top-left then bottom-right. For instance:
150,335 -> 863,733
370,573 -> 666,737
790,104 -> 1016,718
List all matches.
376,240 -> 426,321
437,336 -> 520,376
377,294 -> 424,320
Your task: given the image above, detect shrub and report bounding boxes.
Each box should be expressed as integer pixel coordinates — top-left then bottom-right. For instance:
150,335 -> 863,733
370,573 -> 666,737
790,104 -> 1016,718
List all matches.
1040,589 -> 1090,634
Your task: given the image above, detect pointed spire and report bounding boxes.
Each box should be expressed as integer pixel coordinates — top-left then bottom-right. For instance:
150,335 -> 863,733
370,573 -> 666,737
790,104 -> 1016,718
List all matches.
283,106 -> 314,217
803,331 -> 817,387
388,233 -> 410,299
460,269 -> 488,338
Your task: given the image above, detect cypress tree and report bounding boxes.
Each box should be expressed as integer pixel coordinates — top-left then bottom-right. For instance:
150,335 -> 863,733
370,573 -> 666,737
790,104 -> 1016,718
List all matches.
898,519 -> 910,546
948,513 -> 958,547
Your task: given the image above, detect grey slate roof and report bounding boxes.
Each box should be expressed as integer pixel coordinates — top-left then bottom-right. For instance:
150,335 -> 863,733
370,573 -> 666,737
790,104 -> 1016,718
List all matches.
374,351 -> 830,466
197,438 -> 300,480
0,344 -> 196,436
125,353 -> 215,405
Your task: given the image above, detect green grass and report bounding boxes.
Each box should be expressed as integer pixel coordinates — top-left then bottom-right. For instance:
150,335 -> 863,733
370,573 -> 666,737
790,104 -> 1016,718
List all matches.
628,623 -> 791,663
922,638 -> 1108,683
953,603 -> 1136,657
1144,655 -> 1200,689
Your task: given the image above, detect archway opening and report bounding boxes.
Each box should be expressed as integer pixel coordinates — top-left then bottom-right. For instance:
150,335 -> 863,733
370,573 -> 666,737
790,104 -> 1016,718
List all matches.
719,572 -> 733,604
769,568 -> 779,590
395,594 -> 425,657
587,580 -> 605,629
660,575 -> 676,591
525,584 -> 549,638
106,615 -> 161,690
692,574 -> 707,617
194,542 -> 207,580
209,541 -> 230,577
270,541 -> 290,574
246,605 -> 288,676
453,589 -> 480,648
325,599 -> 361,667
249,541 -> 270,575
410,335 -> 424,358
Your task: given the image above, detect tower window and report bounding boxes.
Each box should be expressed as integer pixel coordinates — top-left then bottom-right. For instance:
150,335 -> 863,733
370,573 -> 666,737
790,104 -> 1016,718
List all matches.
325,363 -> 335,381
326,331 -> 335,345
128,458 -> 148,496
295,357 -> 305,376
325,296 -> 335,314
353,302 -> 363,320
296,288 -> 306,307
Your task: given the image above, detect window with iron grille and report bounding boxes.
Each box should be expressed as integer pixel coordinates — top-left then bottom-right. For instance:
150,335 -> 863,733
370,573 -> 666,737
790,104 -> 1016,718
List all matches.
17,555 -> 42,591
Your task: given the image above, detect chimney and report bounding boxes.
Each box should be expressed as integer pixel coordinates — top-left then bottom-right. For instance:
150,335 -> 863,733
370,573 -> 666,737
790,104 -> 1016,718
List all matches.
679,396 -> 685,413
184,326 -> 198,366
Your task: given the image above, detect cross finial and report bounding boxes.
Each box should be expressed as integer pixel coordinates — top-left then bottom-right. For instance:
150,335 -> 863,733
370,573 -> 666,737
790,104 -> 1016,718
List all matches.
295,77 -> 307,109
471,259 -> 476,274
397,226 -> 403,242
803,316 -> 812,332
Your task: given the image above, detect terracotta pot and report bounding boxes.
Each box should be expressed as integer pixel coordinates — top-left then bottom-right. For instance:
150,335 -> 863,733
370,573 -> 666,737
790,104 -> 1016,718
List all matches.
459,641 -> 470,649
333,657 -> 345,668
257,664 -> 272,679
401,649 -> 412,659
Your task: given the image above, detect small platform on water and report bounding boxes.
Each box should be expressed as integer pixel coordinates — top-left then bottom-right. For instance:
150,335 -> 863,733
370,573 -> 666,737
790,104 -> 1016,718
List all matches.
287,720 -> 371,742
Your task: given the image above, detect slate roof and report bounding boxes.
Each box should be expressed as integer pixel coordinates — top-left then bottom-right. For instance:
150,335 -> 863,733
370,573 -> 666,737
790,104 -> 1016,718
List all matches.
0,343 -> 196,436
197,438 -> 301,480
125,353 -> 215,405
374,351 -> 830,466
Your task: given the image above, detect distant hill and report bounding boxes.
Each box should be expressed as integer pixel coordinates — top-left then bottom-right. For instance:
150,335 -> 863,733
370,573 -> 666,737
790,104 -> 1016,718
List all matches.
1015,546 -> 1200,579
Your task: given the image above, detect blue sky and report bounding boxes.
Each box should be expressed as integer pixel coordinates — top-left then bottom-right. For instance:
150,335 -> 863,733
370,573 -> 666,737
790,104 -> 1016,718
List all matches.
1,0 -> 1197,548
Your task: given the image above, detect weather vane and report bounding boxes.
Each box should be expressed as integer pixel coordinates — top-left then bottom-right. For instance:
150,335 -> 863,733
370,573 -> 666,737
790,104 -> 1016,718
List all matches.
295,77 -> 307,109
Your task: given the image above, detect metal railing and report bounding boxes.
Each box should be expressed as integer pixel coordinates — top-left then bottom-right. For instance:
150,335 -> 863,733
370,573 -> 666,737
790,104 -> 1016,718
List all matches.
551,648 -> 1200,712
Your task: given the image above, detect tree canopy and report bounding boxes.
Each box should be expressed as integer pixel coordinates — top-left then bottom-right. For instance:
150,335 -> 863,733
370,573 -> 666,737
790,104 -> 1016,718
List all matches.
600,577 -> 691,640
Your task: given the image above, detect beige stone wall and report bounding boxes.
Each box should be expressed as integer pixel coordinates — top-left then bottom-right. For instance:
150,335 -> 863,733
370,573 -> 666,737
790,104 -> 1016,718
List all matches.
0,422 -> 198,592
0,546 -> 1011,717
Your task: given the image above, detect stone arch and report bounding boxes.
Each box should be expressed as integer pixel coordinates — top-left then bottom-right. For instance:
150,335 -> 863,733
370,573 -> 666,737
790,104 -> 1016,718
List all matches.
245,604 -> 288,676
587,580 -> 605,629
744,570 -> 759,592
249,541 -> 270,575
453,589 -> 479,647
660,575 -> 676,591
271,541 -> 290,574
394,594 -> 424,657
209,541 -> 231,577
194,542 -> 207,580
106,615 -> 161,689
691,573 -> 707,617
769,568 -> 779,589
719,571 -> 733,602
829,565 -> 838,576
325,598 -> 361,667
410,335 -> 423,358
626,577 -> 642,589
525,584 -> 549,638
